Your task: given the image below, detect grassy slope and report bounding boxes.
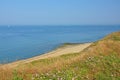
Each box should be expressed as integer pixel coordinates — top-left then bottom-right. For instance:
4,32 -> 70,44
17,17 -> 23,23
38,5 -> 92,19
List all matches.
0,32 -> 120,80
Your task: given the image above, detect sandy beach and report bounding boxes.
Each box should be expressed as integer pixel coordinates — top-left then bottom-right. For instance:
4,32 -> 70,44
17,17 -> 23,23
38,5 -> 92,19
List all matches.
1,43 -> 92,68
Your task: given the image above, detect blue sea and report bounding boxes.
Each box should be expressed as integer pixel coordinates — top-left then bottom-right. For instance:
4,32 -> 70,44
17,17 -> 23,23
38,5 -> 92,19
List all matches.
0,25 -> 120,63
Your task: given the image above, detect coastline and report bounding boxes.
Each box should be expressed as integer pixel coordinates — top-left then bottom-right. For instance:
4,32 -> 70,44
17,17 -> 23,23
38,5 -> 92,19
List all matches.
1,42 -> 92,68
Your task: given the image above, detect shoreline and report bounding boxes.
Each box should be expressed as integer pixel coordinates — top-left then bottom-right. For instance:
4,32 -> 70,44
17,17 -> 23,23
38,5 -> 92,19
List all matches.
1,42 -> 92,68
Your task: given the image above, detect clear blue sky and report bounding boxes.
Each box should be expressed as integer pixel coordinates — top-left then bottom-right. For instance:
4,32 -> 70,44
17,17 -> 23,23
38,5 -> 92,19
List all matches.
0,0 -> 120,25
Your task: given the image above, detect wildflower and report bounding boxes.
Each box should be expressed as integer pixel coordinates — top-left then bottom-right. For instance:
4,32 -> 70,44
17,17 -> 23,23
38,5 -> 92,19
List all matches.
46,73 -> 49,76
31,77 -> 35,80
72,77 -> 75,80
53,74 -> 56,77
35,73 -> 39,77
111,74 -> 114,77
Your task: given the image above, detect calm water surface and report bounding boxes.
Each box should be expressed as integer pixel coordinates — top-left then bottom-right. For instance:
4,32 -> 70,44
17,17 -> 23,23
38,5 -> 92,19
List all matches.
0,25 -> 120,63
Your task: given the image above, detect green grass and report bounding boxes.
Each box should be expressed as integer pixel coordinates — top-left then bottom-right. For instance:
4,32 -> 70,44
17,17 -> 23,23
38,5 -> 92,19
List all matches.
19,53 -> 119,80
112,36 -> 120,41
12,70 -> 23,80
104,31 -> 120,41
